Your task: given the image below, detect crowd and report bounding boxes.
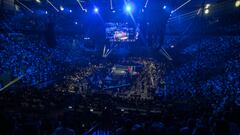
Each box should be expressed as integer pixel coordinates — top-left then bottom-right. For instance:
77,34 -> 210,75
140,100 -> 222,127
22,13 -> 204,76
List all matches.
165,36 -> 240,94
0,20 -> 93,88
0,34 -> 58,87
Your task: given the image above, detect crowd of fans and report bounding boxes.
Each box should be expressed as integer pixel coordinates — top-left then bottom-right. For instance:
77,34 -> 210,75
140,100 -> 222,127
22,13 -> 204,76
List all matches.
0,18 -> 93,88
165,36 -> 240,94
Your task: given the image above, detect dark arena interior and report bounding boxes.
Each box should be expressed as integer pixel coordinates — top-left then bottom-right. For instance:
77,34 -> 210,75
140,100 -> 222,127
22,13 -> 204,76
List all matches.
0,0 -> 240,135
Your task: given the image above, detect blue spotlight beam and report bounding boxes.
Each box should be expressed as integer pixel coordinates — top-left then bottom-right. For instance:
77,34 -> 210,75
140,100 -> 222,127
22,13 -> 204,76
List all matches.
47,0 -> 59,12
16,0 -> 34,13
110,0 -> 113,10
77,0 -> 86,11
169,9 -> 198,21
171,0 -> 191,14
144,0 -> 149,8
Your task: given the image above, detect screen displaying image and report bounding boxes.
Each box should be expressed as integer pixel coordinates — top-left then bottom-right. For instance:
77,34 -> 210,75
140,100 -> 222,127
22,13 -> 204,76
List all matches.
106,23 -> 139,42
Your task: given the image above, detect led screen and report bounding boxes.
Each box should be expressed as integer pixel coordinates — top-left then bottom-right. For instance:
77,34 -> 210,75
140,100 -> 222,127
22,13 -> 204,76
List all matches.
106,23 -> 139,42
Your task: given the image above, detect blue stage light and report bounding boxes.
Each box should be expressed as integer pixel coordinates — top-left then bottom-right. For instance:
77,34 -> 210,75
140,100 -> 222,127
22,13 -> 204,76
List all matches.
126,5 -> 131,11
75,22 -> 78,25
60,6 -> 64,11
45,11 -> 48,14
125,4 -> 132,13
163,5 -> 167,9
94,7 -> 99,13
70,9 -> 72,13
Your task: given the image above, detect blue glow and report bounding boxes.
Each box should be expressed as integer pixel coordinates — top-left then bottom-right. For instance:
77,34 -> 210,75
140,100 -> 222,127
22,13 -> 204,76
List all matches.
163,5 -> 167,9
75,22 -> 78,25
60,6 -> 64,11
125,4 -> 132,13
45,11 -> 48,14
94,7 -> 99,13
70,9 -> 72,13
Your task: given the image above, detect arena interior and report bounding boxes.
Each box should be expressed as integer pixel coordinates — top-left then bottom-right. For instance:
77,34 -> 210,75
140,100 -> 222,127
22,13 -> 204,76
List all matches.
0,0 -> 240,135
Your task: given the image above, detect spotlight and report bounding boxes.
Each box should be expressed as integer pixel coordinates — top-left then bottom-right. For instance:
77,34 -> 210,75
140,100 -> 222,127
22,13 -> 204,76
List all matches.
70,9 -> 72,13
60,6 -> 64,11
205,4 -> 211,9
125,4 -> 132,12
36,0 -> 41,3
204,9 -> 209,14
163,5 -> 167,9
47,0 -> 59,12
45,11 -> 48,14
126,5 -> 131,11
204,3 -> 210,15
144,0 -> 149,8
236,0 -> 240,7
112,10 -> 116,13
94,7 -> 99,13
75,22 -> 78,25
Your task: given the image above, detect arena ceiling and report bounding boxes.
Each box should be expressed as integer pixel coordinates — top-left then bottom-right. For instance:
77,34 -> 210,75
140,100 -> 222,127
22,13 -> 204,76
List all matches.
11,0 -> 237,14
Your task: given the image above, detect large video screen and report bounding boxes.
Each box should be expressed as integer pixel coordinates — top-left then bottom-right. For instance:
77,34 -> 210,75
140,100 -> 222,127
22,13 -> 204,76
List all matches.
106,23 -> 139,42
